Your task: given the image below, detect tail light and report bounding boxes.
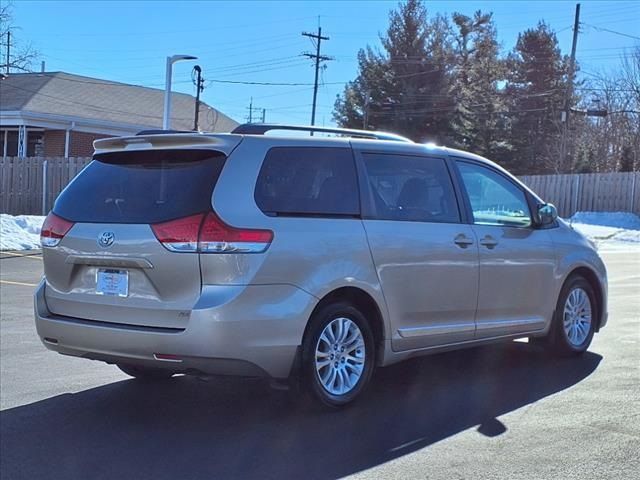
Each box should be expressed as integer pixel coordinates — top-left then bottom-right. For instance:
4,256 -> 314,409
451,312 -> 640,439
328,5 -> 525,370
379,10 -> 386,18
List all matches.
149,214 -> 203,252
151,212 -> 273,254
40,213 -> 74,247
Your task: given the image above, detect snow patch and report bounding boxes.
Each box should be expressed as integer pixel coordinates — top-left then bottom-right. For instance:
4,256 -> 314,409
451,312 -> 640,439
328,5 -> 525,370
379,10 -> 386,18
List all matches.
0,214 -> 45,251
566,212 -> 640,244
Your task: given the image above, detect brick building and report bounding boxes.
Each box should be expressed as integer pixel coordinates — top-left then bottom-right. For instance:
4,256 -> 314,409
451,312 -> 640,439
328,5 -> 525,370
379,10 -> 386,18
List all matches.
0,71 -> 238,158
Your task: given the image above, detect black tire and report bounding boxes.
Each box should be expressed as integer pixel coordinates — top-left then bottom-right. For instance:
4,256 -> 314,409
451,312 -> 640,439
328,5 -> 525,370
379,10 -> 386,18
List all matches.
117,364 -> 175,380
302,302 -> 375,407
549,275 -> 597,356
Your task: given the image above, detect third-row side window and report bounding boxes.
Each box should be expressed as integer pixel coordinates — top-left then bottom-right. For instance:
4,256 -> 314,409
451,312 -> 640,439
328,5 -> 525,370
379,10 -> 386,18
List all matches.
255,147 -> 359,217
361,153 -> 460,223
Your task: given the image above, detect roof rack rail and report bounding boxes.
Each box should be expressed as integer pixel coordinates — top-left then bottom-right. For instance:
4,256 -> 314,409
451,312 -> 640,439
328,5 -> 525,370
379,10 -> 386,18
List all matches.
136,129 -> 194,136
231,124 -> 413,143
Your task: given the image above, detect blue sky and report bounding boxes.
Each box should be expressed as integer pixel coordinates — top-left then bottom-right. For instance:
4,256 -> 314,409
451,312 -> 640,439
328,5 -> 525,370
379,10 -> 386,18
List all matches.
11,0 -> 640,126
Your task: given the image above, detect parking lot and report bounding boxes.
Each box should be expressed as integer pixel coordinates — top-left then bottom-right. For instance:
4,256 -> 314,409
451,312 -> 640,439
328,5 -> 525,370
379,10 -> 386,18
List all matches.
1,247 -> 639,480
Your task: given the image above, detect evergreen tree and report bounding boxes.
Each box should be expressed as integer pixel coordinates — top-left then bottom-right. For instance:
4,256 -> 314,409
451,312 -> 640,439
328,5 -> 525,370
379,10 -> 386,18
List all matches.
333,0 -> 454,142
504,22 -> 569,174
619,145 -> 635,172
450,11 -> 508,160
574,146 -> 595,173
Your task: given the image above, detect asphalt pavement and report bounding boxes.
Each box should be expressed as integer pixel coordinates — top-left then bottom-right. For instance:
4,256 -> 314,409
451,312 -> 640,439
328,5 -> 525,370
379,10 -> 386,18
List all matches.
1,247 -> 638,480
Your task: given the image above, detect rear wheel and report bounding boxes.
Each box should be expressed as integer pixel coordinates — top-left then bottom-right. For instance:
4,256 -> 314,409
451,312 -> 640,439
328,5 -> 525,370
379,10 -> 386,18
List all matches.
302,302 -> 375,407
549,276 -> 597,356
117,364 -> 175,380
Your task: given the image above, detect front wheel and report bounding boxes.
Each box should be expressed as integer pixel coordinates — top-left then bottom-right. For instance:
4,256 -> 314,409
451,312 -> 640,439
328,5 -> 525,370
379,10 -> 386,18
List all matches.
302,302 -> 375,407
117,364 -> 175,380
549,276 -> 597,356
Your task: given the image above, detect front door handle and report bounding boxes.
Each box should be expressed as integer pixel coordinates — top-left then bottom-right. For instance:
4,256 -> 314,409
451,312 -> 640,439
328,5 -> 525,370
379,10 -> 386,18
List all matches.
454,234 -> 474,248
479,235 -> 498,249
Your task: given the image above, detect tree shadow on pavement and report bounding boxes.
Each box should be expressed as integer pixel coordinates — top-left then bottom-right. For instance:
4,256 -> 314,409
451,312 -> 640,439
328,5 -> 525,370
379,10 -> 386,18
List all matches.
0,342 -> 601,480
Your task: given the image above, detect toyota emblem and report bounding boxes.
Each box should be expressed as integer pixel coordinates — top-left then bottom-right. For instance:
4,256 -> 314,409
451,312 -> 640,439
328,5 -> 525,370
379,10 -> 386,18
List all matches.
98,231 -> 115,248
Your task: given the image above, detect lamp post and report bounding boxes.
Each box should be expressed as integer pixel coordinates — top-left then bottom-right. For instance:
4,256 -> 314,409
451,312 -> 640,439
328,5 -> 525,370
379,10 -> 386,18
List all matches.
163,54 -> 197,130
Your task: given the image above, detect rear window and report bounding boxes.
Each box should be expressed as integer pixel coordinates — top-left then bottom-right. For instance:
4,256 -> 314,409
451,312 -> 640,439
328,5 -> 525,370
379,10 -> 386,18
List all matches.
53,149 -> 225,224
254,147 -> 359,217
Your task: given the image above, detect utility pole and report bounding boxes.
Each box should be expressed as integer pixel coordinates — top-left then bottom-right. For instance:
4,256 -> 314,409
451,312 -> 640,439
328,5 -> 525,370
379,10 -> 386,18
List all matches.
192,65 -> 204,131
245,99 -> 266,123
561,3 -> 581,167
6,31 -> 10,74
302,26 -> 332,130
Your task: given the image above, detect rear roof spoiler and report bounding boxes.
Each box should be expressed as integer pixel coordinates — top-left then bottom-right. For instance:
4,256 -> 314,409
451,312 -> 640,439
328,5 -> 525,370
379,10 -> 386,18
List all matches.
93,133 -> 242,156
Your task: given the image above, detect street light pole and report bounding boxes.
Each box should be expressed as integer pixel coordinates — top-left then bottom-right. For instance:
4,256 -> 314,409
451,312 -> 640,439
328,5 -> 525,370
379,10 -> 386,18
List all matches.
163,54 -> 197,130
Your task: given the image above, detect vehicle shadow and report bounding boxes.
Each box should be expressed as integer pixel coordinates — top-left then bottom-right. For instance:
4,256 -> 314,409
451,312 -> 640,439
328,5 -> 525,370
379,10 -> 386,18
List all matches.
0,342 -> 601,480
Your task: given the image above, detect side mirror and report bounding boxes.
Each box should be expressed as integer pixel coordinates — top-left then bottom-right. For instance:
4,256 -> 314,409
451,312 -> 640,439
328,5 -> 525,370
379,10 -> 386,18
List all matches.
536,203 -> 558,226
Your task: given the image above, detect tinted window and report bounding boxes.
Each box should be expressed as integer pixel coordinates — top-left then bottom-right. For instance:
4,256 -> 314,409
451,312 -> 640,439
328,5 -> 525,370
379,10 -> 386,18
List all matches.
362,153 -> 460,223
54,149 -> 225,224
255,147 -> 359,217
457,161 -> 531,227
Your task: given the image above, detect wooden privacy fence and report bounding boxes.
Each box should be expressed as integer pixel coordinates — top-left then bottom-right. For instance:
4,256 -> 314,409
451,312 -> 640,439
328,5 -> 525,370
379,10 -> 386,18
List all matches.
1,157 -> 92,216
0,156 -> 639,217
520,172 -> 640,218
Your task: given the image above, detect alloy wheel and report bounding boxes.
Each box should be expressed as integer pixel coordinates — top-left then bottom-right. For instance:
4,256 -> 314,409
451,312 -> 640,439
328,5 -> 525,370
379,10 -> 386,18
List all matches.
563,287 -> 592,347
315,317 -> 366,395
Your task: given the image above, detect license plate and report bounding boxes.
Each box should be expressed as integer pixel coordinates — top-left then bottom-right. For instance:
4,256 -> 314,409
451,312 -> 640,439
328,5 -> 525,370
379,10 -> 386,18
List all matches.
96,269 -> 129,297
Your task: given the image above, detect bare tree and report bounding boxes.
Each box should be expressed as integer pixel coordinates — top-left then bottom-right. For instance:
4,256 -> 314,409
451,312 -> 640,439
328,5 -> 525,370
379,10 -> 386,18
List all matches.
621,46 -> 640,107
573,62 -> 639,172
619,47 -> 640,171
0,2 -> 39,73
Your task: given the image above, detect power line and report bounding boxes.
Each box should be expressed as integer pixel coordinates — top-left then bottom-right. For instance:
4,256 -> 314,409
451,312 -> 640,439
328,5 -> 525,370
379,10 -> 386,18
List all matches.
44,16 -> 318,37
207,79 -> 345,86
40,33 -> 300,57
582,22 -> 640,40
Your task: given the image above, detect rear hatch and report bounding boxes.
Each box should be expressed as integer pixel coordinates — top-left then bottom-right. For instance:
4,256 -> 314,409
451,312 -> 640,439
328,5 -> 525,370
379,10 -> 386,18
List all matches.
43,138 -> 240,329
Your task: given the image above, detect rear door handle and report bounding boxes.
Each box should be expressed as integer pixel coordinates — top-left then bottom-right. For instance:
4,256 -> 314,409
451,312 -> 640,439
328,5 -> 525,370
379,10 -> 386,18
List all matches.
454,234 -> 474,248
479,236 -> 498,249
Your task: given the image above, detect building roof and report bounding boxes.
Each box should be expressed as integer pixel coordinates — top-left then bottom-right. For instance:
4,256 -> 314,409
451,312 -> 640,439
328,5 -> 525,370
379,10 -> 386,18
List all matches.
0,71 -> 238,133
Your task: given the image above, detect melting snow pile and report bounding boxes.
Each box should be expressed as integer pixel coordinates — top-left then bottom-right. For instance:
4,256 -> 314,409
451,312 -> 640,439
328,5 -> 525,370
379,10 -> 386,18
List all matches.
0,215 -> 45,251
566,212 -> 640,244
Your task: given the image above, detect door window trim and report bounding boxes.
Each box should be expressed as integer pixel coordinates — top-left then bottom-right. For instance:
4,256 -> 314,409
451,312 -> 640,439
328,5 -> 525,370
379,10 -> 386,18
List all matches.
353,149 -> 464,224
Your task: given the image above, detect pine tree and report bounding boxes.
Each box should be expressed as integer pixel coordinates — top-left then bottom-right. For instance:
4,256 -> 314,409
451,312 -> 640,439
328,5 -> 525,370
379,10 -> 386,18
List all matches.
504,22 -> 569,174
450,11 -> 508,160
333,0 -> 454,142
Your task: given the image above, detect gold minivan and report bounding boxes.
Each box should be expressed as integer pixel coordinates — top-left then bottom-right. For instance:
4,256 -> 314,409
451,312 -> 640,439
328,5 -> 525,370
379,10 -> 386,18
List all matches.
35,124 -> 608,406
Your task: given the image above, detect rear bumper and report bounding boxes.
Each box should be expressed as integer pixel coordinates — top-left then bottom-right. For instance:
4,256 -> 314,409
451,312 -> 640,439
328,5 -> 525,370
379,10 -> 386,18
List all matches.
34,280 -> 316,378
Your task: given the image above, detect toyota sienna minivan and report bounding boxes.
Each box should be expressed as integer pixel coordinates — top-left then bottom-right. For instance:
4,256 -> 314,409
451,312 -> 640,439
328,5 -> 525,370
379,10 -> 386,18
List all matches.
35,124 -> 608,406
